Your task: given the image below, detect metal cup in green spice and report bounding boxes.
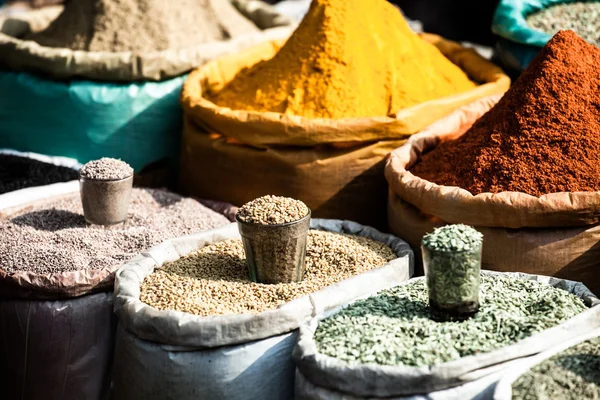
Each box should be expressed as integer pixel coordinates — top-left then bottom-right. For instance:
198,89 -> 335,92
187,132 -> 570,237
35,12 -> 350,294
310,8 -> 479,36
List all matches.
422,224 -> 483,321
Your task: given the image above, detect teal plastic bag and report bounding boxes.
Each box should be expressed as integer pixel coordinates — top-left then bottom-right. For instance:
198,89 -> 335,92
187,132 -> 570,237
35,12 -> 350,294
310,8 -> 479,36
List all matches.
492,0 -> 577,71
0,71 -> 186,171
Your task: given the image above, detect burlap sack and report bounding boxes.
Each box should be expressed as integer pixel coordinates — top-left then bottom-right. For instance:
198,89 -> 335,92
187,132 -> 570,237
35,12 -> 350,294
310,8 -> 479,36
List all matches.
179,34 -> 510,230
293,271 -> 600,398
0,0 -> 293,81
385,96 -> 600,295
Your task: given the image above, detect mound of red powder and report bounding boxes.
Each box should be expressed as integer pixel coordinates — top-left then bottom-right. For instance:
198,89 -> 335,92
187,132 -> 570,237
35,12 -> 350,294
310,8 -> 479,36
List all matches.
411,30 -> 600,197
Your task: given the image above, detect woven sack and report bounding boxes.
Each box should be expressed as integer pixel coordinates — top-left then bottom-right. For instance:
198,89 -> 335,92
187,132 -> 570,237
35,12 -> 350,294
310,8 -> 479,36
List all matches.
385,95 -> 600,295
0,190 -> 233,400
0,0 -> 294,81
179,34 -> 510,229
112,219 -> 413,400
493,328 -> 600,400
293,271 -> 600,398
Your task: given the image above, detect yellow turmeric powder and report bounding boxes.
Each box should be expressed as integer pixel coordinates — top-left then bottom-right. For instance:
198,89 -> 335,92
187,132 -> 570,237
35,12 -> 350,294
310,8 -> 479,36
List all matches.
209,0 -> 476,119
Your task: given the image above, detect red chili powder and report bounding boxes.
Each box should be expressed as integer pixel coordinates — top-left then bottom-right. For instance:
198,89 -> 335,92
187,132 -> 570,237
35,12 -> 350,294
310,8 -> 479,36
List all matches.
410,30 -> 600,197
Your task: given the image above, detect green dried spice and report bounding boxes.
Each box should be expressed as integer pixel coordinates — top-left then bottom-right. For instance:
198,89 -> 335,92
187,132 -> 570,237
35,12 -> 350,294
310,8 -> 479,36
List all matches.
314,274 -> 588,367
422,224 -> 483,252
422,224 -> 483,318
512,336 -> 600,400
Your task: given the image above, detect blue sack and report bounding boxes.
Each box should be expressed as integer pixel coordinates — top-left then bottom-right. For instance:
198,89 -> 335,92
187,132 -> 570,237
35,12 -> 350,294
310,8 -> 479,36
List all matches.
492,0 -> 577,72
0,71 -> 186,171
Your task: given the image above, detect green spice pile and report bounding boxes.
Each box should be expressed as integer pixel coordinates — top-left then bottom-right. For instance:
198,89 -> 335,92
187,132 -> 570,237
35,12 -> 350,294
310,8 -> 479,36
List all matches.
527,2 -> 600,47
314,275 -> 587,367
512,336 -> 600,400
422,224 -> 483,252
140,230 -> 397,316
236,195 -> 309,225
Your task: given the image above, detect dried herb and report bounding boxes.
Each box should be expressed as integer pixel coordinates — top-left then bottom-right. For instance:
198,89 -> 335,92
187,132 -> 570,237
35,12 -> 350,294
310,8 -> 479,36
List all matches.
315,274 -> 588,367
422,224 -> 483,320
527,3 -> 600,47
512,336 -> 600,400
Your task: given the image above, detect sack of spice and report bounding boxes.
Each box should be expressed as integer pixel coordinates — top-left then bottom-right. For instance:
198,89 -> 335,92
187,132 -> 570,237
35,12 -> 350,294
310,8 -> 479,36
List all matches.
0,0 -> 293,174
0,0 -> 293,82
493,328 -> 600,400
293,271 -> 600,399
386,30 -> 600,295
111,219 -> 413,400
492,0 -> 600,73
179,0 -> 510,230
0,188 -> 231,400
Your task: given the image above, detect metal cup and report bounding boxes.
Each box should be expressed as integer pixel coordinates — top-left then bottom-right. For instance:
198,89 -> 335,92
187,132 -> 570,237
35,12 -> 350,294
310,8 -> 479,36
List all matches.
79,174 -> 133,225
236,210 -> 311,284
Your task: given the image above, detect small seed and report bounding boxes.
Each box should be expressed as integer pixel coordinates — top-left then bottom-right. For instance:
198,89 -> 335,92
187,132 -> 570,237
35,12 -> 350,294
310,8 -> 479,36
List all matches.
139,230 -> 397,316
236,195 -> 309,225
79,157 -> 133,180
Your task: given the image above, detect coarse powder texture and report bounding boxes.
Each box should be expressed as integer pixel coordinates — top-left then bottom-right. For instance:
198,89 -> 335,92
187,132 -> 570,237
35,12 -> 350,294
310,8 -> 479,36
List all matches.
209,0 -> 475,118
512,336 -> 600,400
314,275 -> 588,367
236,195 -> 309,224
139,230 -> 397,316
0,154 -> 79,194
0,189 -> 229,274
27,0 -> 260,52
79,157 -> 133,180
410,30 -> 600,196
527,2 -> 600,47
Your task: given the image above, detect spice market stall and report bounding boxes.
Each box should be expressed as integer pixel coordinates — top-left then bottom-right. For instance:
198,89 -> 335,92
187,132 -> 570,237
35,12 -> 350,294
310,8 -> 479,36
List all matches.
112,196 -> 413,400
179,0 -> 510,230
0,0 -> 293,171
386,30 -> 600,295
492,0 -> 600,73
0,158 -> 232,400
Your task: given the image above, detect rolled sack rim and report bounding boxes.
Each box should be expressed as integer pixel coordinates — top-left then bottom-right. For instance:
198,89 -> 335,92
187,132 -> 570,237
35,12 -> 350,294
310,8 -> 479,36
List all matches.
0,0 -> 294,82
180,33 -> 511,147
292,271 -> 600,398
384,96 -> 600,229
491,0 -> 555,48
113,219 -> 413,348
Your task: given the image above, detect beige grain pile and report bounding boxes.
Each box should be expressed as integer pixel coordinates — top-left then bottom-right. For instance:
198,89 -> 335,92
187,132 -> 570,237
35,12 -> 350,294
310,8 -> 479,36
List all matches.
140,230 -> 397,316
27,0 -> 260,52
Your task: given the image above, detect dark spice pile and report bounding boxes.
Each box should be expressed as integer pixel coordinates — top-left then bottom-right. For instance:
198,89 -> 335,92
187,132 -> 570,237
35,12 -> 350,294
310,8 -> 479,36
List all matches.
512,336 -> 600,399
410,30 -> 600,197
0,154 -> 78,194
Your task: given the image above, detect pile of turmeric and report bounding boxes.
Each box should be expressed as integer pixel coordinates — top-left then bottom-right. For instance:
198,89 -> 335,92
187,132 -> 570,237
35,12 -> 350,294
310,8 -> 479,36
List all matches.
209,0 -> 476,119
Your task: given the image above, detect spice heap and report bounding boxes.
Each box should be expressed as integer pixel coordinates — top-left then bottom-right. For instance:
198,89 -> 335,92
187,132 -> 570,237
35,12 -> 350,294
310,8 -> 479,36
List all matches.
140,230 -> 397,315
0,154 -> 78,194
79,157 -> 133,180
512,336 -> 600,400
209,0 -> 475,118
27,0 -> 260,52
410,30 -> 600,196
236,195 -> 309,224
314,274 -> 587,367
422,224 -> 483,320
527,2 -> 600,47
0,189 -> 229,274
